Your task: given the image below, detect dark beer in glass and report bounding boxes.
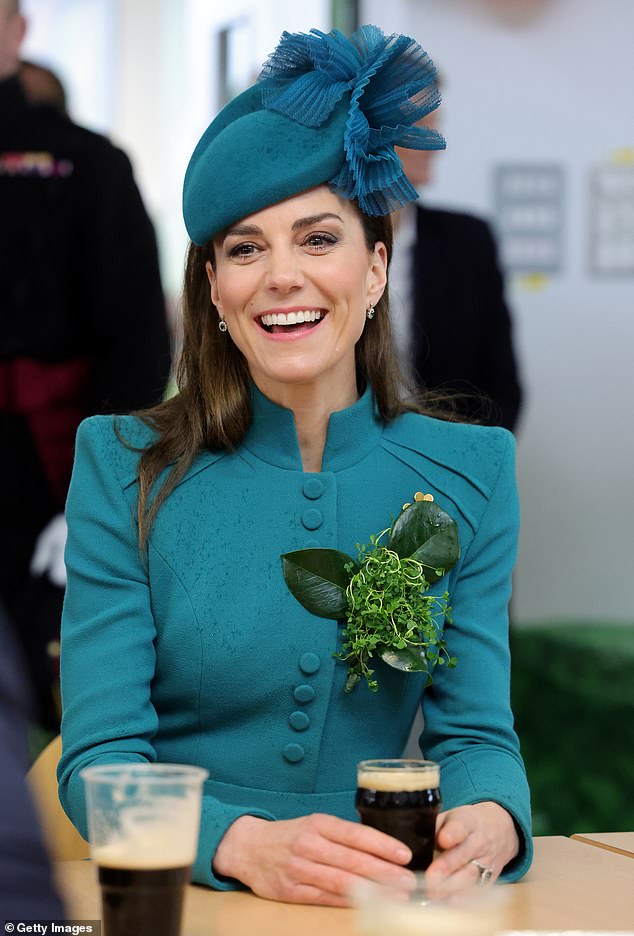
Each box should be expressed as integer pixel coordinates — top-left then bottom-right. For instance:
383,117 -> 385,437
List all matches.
356,759 -> 441,870
98,863 -> 190,936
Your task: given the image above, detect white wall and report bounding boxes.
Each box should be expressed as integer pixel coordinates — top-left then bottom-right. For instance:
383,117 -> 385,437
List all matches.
363,0 -> 633,623
21,0 -> 115,131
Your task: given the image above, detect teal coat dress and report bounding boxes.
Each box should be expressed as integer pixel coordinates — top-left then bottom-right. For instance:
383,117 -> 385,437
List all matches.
58,385 -> 532,887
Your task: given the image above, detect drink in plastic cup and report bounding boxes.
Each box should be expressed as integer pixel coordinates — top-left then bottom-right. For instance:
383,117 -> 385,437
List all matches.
354,873 -> 508,936
81,763 -> 208,936
356,759 -> 441,870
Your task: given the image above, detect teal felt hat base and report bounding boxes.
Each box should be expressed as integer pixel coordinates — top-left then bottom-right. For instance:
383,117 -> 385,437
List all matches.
183,82 -> 349,245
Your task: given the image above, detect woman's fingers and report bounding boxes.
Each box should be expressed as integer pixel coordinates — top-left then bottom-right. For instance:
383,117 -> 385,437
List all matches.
216,813 -> 416,906
303,813 -> 412,865
216,805 -> 519,905
286,814 -> 416,897
291,820 -> 416,889
282,851 -> 410,904
427,803 -> 519,885
435,811 -> 469,850
428,831 -> 496,881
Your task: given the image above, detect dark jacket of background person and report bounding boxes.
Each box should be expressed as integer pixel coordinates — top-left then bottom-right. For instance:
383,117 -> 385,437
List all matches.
410,204 -> 522,432
0,603 -> 65,921
0,73 -> 172,727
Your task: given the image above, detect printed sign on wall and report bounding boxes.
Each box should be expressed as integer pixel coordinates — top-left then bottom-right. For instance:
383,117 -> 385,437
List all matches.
589,164 -> 634,275
493,165 -> 564,273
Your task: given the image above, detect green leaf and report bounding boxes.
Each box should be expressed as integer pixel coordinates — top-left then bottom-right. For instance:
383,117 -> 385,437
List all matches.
281,548 -> 357,619
344,671 -> 361,693
388,501 -> 459,584
379,644 -> 428,673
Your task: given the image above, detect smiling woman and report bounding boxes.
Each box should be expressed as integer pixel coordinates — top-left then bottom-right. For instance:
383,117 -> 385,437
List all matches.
58,24 -> 533,907
206,189 -> 387,422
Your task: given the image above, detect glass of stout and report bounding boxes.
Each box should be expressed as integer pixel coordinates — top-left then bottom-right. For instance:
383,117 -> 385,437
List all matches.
82,763 -> 208,936
356,759 -> 441,870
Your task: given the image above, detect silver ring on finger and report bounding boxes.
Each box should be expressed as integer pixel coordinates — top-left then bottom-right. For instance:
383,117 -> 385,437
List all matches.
470,859 -> 493,885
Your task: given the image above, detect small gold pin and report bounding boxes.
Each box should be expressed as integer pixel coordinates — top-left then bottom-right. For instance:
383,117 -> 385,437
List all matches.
414,491 -> 434,502
402,503 -> 411,510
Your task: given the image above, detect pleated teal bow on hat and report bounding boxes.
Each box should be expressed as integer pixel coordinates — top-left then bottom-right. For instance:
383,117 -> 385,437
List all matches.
182,25 -> 446,245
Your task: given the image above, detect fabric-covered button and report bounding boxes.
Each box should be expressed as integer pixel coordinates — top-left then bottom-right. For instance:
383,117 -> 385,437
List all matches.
301,508 -> 323,530
294,684 -> 316,703
289,711 -> 310,731
303,478 -> 324,500
299,652 -> 321,674
283,743 -> 305,763
304,539 -> 321,549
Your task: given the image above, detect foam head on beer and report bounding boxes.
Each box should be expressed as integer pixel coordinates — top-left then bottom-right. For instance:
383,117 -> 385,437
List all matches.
81,763 -> 208,868
357,761 -> 440,792
92,803 -> 200,869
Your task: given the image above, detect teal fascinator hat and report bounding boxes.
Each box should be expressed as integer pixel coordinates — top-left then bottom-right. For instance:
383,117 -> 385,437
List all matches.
183,25 -> 446,245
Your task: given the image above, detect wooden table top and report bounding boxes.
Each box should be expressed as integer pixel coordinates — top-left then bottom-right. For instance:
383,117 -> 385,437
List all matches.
55,836 -> 634,935
571,831 -> 634,858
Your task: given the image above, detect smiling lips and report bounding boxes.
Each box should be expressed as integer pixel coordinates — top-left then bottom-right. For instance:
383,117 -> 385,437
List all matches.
258,309 -> 326,336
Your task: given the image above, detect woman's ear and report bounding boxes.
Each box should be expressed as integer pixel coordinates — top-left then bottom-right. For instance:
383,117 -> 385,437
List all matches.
205,260 -> 222,311
367,241 -> 388,307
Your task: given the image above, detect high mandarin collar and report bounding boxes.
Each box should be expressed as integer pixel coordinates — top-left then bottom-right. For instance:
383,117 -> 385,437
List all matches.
244,384 -> 384,472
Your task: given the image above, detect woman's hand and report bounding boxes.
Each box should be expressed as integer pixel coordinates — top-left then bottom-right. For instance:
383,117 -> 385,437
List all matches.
213,813 -> 416,906
426,801 -> 520,886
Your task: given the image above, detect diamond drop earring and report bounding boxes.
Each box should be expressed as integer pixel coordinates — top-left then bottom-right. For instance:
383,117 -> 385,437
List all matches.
218,318 -> 228,332
366,306 -> 376,320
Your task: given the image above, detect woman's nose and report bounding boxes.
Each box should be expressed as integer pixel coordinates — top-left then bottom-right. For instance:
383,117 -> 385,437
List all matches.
264,247 -> 304,293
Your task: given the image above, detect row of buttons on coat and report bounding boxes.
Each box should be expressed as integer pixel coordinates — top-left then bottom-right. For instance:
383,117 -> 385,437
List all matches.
284,652 -> 321,764
285,482 -> 327,761
302,478 -> 324,531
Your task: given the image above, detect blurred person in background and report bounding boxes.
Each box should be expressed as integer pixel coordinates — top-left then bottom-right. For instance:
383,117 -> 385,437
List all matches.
0,0 -> 172,731
391,107 -> 523,432
0,601 -> 65,921
19,58 -> 67,113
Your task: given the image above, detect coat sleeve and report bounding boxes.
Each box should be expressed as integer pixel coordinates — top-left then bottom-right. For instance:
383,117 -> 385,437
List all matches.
57,419 -> 275,889
419,429 -> 532,881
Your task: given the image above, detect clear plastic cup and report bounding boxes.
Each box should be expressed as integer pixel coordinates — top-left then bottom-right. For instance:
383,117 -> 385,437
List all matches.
81,763 -> 208,936
354,873 -> 509,936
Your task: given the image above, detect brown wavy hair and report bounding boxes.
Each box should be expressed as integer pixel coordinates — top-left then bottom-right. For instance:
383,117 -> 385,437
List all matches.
130,202 -> 458,550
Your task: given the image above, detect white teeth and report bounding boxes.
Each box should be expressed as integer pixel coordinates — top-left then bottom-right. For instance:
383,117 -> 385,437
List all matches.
260,310 -> 324,326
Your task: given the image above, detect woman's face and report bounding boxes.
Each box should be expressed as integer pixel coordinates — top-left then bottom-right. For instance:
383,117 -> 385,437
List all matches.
207,186 -> 387,405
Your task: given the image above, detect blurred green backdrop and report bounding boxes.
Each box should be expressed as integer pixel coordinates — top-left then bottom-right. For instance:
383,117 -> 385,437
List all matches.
511,622 -> 634,835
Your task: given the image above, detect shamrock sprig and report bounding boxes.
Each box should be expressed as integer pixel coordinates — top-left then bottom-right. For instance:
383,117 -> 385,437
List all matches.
281,493 -> 460,692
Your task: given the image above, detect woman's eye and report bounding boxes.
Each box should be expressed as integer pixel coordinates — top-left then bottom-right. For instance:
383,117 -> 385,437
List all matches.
304,232 -> 337,250
228,242 -> 257,259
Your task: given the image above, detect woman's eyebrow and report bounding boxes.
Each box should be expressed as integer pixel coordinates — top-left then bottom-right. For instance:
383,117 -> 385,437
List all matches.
292,212 -> 343,231
222,212 -> 343,241
224,223 -> 262,238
